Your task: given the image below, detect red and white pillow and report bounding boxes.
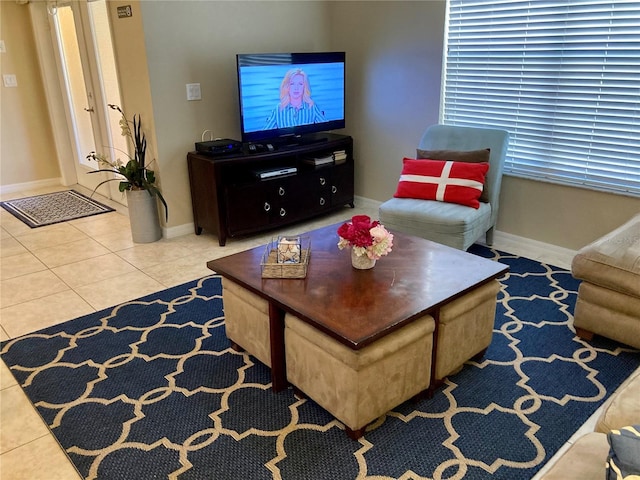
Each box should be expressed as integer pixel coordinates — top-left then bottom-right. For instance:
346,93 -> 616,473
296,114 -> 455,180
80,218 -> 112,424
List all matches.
394,158 -> 489,209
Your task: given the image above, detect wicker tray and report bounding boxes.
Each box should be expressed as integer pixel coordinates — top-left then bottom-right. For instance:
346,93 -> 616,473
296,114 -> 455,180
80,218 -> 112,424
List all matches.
261,236 -> 311,278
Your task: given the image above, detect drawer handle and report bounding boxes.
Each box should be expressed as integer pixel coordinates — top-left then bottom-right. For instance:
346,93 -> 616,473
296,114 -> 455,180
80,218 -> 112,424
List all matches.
331,185 -> 337,194
264,202 -> 271,212
319,177 -> 326,186
319,197 -> 326,206
278,186 -> 285,196
279,208 -> 286,217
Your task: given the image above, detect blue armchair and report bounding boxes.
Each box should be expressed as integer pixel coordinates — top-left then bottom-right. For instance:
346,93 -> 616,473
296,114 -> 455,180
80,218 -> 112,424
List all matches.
379,124 -> 510,250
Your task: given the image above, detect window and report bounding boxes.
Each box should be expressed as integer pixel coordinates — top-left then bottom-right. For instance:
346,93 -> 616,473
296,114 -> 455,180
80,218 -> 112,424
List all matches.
442,0 -> 640,196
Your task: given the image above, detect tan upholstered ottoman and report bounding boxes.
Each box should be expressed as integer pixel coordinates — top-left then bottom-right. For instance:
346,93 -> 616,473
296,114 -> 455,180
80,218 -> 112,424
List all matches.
222,278 -> 272,367
436,280 -> 502,379
285,313 -> 435,438
571,213 -> 640,349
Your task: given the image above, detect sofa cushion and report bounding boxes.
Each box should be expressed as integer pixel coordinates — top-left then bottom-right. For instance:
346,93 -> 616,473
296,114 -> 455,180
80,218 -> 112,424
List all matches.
606,425 -> 640,480
417,148 -> 491,202
394,158 -> 489,209
571,213 -> 640,299
379,197 -> 492,250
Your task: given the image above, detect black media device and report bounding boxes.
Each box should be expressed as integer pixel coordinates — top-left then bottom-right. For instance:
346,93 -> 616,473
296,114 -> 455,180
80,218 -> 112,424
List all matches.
195,139 -> 242,155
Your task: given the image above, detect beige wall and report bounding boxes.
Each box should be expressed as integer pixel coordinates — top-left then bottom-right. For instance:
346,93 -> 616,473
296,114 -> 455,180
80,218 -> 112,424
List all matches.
138,1 -> 334,233
137,0 -> 445,233
4,0 -> 639,249
330,1 -> 639,250
0,1 -> 60,187
107,0 -> 157,183
499,176 -> 640,249
330,1 -> 445,201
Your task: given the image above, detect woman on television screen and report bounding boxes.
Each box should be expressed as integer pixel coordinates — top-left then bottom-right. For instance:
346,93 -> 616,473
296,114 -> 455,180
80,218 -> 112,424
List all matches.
264,68 -> 326,129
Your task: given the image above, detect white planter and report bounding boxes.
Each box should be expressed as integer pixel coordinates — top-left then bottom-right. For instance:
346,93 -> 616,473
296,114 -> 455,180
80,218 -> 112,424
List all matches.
126,189 -> 162,243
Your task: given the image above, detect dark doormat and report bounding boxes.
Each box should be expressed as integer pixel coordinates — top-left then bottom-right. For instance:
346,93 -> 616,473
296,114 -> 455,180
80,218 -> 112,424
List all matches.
0,190 -> 115,228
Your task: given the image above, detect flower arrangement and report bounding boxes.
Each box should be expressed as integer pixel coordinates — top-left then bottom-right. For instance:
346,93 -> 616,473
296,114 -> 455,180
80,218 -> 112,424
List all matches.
86,104 -> 168,221
337,215 -> 394,260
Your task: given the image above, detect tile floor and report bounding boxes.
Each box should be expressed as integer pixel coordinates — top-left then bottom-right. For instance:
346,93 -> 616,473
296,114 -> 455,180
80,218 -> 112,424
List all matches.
0,184 -> 587,479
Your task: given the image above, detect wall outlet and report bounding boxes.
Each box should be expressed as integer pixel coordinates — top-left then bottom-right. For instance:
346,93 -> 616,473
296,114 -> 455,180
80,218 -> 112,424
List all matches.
117,5 -> 133,18
3,74 -> 17,87
186,83 -> 201,101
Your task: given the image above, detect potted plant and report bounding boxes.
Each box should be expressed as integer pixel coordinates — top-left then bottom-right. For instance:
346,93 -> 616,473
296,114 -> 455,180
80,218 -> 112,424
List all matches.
87,104 -> 168,243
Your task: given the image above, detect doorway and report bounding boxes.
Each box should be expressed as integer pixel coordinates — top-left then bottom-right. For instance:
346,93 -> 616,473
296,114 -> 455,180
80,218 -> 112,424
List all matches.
50,0 -> 126,204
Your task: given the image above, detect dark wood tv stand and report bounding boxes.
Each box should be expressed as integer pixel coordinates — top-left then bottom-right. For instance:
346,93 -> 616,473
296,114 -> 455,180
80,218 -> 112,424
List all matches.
187,133 -> 354,246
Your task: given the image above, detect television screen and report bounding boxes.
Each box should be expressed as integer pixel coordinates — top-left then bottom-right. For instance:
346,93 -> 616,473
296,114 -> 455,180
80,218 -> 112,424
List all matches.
236,52 -> 346,144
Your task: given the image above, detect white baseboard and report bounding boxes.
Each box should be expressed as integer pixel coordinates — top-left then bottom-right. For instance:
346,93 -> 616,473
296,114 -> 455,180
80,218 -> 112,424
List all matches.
354,195 -> 576,265
492,230 -> 577,259
162,208 -> 576,269
0,178 -> 64,195
2,184 -> 571,260
354,195 -> 382,210
164,222 -> 196,239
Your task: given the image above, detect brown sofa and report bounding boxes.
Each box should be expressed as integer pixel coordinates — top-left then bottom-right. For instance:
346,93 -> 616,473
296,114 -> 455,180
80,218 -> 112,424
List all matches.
539,367 -> 640,479
571,213 -> 640,349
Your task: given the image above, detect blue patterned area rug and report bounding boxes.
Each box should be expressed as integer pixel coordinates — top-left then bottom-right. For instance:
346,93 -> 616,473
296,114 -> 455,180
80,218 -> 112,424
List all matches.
0,190 -> 114,228
2,246 -> 639,480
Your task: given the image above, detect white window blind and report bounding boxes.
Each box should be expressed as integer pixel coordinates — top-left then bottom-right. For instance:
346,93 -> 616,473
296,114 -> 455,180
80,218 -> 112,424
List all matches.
442,0 -> 640,196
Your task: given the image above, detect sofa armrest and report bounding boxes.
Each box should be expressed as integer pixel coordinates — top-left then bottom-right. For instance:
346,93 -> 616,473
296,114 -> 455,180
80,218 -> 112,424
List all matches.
596,367 -> 640,433
539,432 -> 609,480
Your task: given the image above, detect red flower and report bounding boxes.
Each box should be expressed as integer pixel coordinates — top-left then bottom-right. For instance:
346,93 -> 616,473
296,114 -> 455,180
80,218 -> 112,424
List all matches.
337,215 -> 379,248
337,215 -> 394,260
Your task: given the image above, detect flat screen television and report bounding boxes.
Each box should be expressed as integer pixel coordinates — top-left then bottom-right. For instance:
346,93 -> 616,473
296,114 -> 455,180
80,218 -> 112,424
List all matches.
236,51 -> 346,144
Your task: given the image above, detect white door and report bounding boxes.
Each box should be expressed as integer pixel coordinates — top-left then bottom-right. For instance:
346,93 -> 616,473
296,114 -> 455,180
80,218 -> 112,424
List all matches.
50,0 -> 126,203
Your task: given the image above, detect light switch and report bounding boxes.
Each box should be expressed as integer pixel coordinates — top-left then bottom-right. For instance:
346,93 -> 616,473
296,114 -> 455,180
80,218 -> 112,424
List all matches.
186,83 -> 201,101
3,74 -> 17,87
0,41 -> 6,53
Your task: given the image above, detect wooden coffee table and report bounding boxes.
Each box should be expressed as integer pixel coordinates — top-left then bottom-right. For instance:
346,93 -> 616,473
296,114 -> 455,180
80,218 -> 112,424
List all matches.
207,222 -> 508,392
